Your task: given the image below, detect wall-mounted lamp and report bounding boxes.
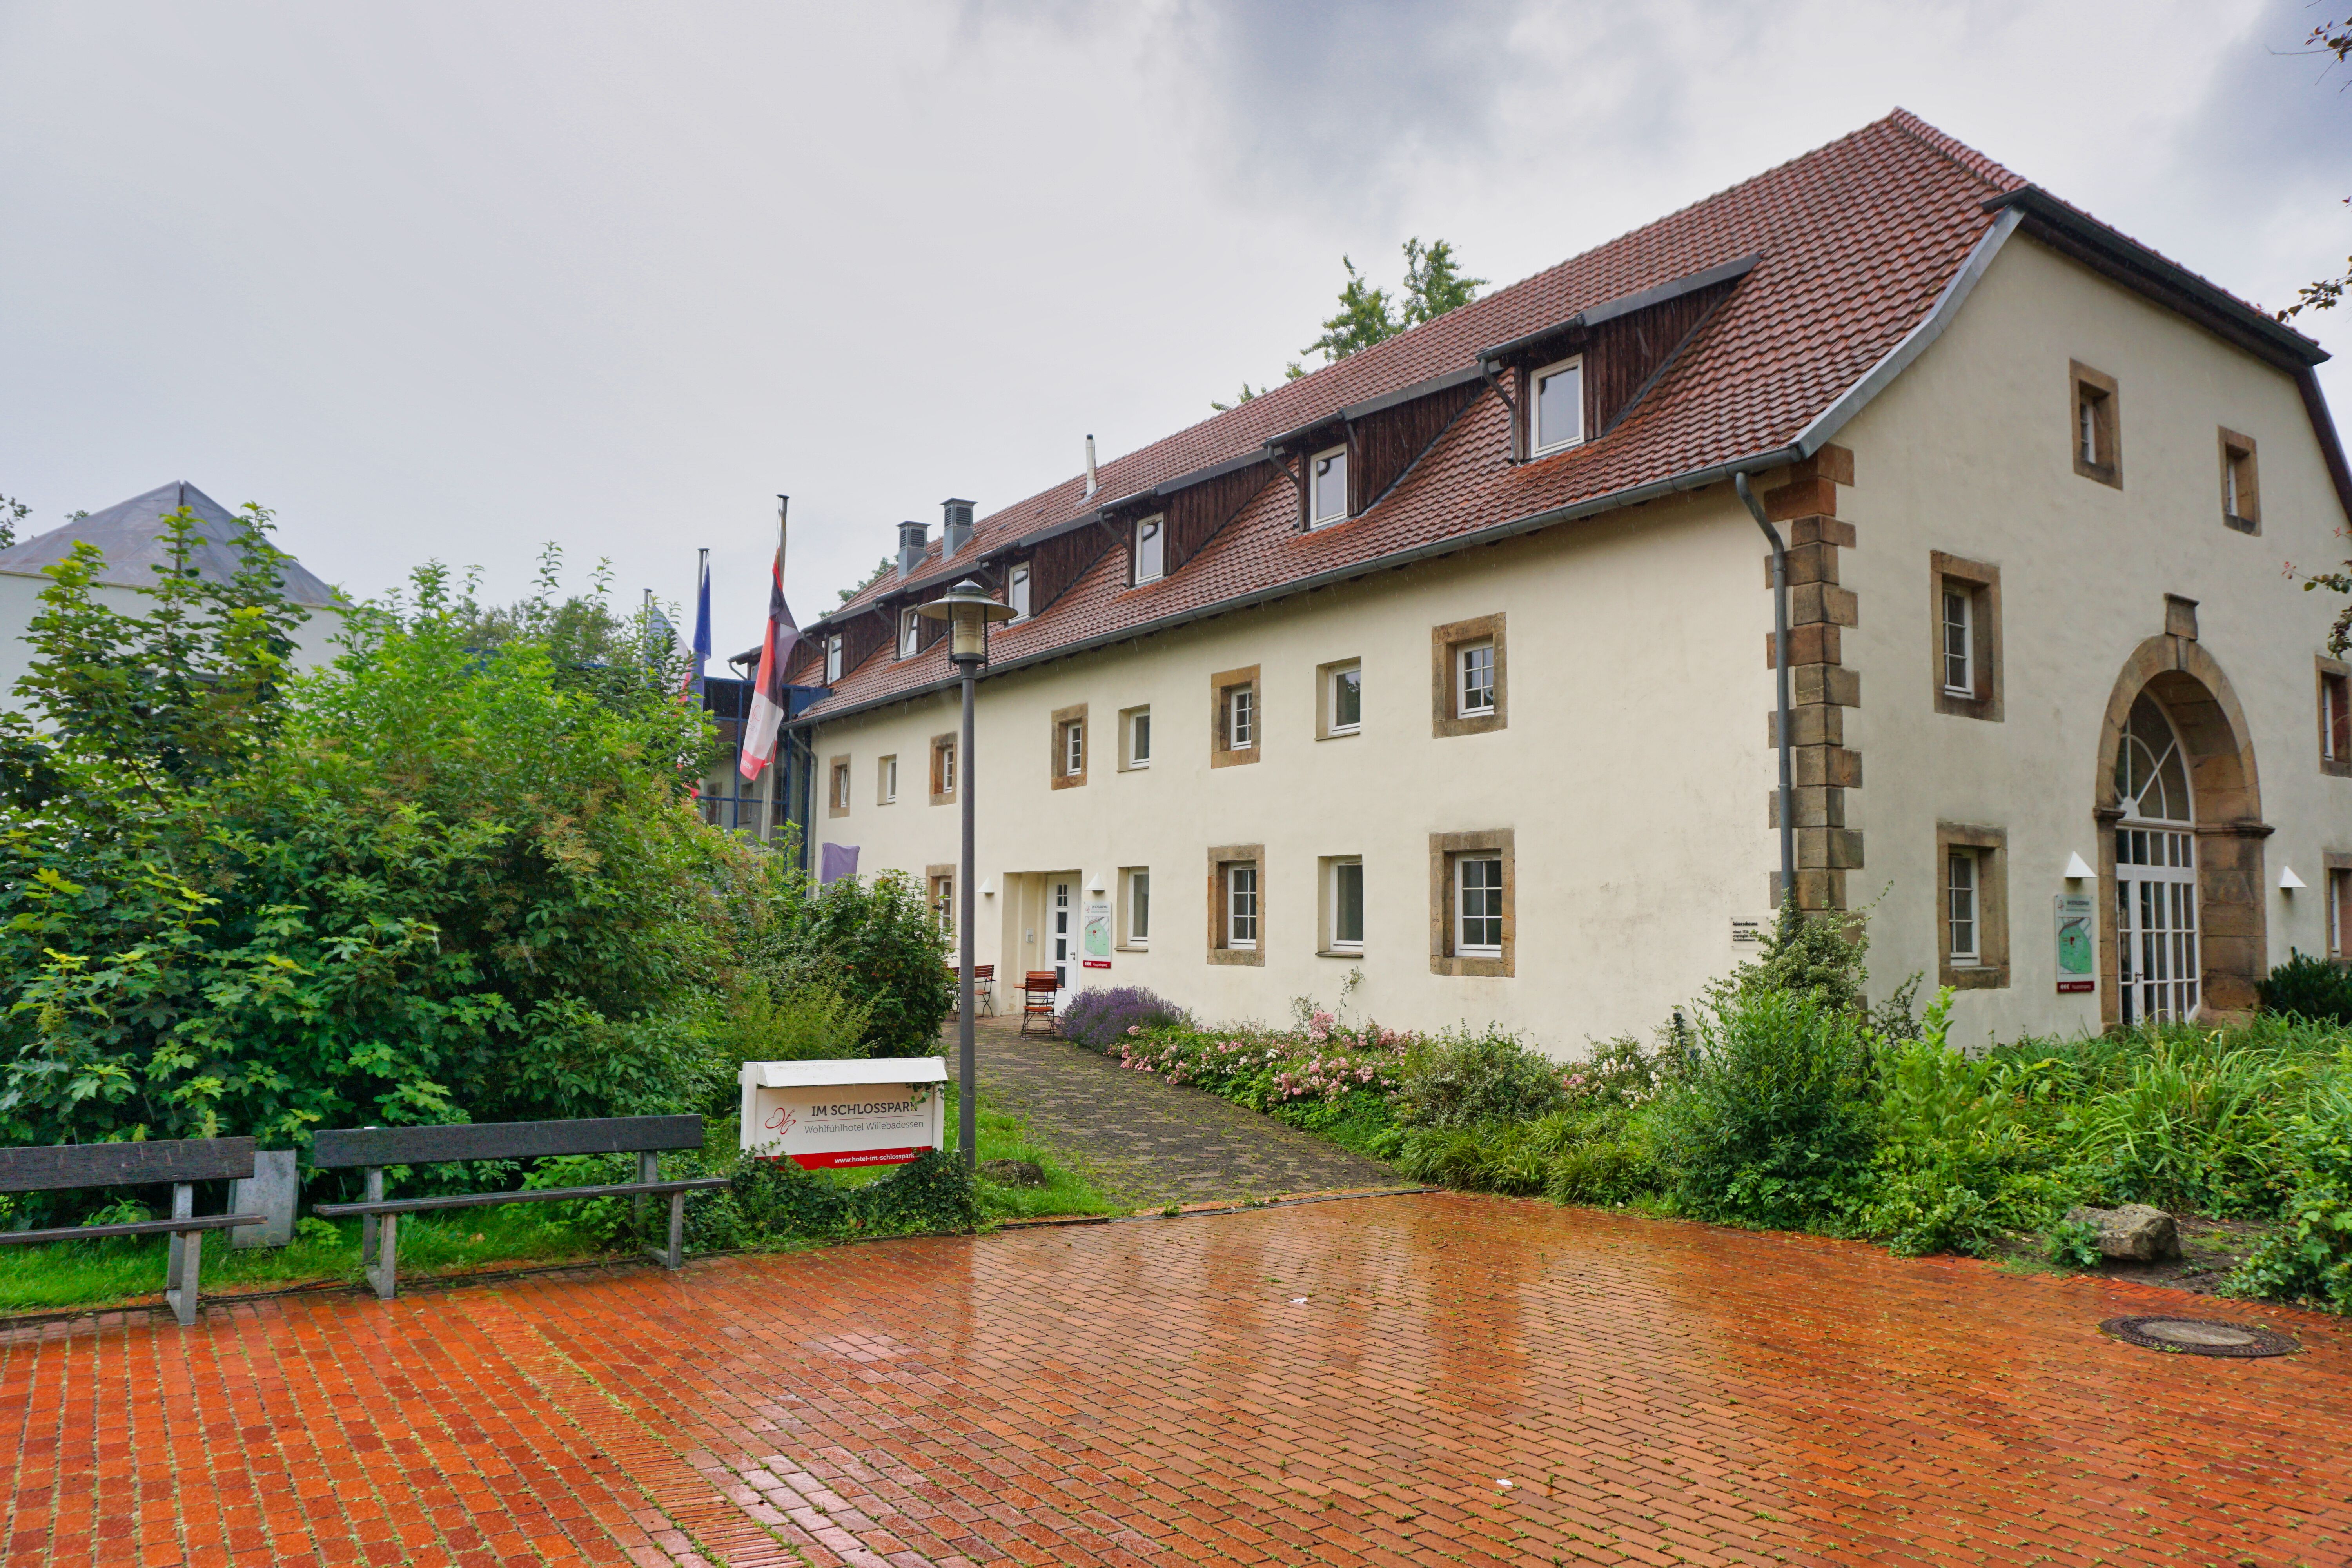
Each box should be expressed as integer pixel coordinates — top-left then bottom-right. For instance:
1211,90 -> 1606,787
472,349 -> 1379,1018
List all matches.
980,878 -> 995,897
2063,852 -> 2095,881
2281,865 -> 2307,891
1087,872 -> 1106,893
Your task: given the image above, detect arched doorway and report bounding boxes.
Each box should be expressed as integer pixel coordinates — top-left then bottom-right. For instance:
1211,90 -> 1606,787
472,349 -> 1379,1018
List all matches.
2094,634 -> 2269,1026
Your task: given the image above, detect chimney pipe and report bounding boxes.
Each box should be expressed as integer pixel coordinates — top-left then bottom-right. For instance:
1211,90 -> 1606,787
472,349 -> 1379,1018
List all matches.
897,519 -> 927,579
1083,434 -> 1098,499
941,498 -> 975,557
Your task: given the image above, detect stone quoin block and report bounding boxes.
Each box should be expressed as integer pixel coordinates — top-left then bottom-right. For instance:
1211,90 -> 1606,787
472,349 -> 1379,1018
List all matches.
1768,624 -> 1841,667
1769,786 -> 1847,828
1769,704 -> 1844,748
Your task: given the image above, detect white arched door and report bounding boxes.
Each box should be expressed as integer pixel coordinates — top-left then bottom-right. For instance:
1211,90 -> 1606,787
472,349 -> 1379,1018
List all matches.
2114,694 -> 2199,1024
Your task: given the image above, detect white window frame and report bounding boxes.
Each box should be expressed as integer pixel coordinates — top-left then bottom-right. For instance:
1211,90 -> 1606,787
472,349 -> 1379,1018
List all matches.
1457,641 -> 1496,719
1329,857 -> 1364,953
1129,868 -> 1151,948
1531,354 -> 1585,457
1455,855 -> 1503,958
1063,718 -> 1084,777
831,760 -> 851,810
1309,444 -> 1348,527
1228,684 -> 1256,750
936,737 -> 956,796
824,634 -> 844,683
2325,673 -> 2347,763
882,755 -> 898,804
1129,707 -> 1152,768
2330,867 -> 2348,959
1942,585 -> 1974,697
1948,848 -> 1980,965
1007,561 -> 1031,621
1135,514 -> 1165,583
1328,662 -> 1362,736
2079,396 -> 2099,467
1226,863 -> 1259,950
898,608 -> 920,659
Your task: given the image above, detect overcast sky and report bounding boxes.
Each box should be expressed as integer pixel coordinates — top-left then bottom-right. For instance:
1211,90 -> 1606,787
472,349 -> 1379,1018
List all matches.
2,0 -> 2347,653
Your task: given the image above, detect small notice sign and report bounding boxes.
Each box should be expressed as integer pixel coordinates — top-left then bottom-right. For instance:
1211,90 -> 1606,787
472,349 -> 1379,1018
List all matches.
1081,901 -> 1113,969
739,1058 -> 946,1170
2055,893 -> 2096,993
1731,918 -> 1764,946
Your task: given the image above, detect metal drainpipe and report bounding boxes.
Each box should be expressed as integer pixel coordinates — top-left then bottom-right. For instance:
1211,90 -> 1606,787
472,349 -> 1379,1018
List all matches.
1734,472 -> 1797,917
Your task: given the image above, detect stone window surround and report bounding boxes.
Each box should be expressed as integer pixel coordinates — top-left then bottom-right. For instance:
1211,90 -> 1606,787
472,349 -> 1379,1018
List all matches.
1316,657 -> 1362,741
1211,665 -> 1261,768
1051,703 -> 1088,790
1431,614 -> 1507,738
2318,655 -> 2352,779
2219,427 -> 2260,534
1116,865 -> 1150,951
929,733 -> 957,806
925,863 -> 955,932
1428,828 -> 1514,977
1206,844 -> 1264,965
827,754 -> 851,819
2326,851 -> 2352,962
1938,821 -> 2011,990
877,753 -> 898,806
1929,551 -> 2003,723
2071,360 -> 2122,488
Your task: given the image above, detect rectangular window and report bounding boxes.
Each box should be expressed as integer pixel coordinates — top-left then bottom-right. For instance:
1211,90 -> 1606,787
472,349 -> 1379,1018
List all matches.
1227,864 -> 1259,949
1210,666 -> 1262,768
1007,561 -> 1031,621
1947,850 -> 1979,964
829,758 -> 851,816
1329,662 -> 1361,735
2323,666 -> 2350,769
1129,708 -> 1152,768
929,870 -> 955,937
1458,641 -> 1495,718
1065,719 -> 1083,775
2071,361 -> 2121,486
1135,515 -> 1164,583
880,755 -> 898,804
1309,445 -> 1348,526
824,634 -> 844,683
1531,355 -> 1584,456
1942,587 -> 1973,695
1229,684 -> 1255,749
2221,429 -> 2260,533
1455,856 -> 1503,957
898,608 -> 920,659
2330,866 -> 2351,960
931,735 -> 957,803
1050,704 -> 1087,789
1329,858 -> 1364,952
1125,867 -> 1151,948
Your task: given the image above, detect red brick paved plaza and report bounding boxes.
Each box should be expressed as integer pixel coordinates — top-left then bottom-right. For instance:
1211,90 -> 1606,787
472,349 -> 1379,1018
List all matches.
5,1192 -> 2346,1568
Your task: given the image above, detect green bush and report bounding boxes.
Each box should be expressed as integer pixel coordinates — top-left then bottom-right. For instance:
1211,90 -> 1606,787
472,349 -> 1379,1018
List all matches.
2061,1032 -> 2304,1217
2228,1082 -> 2352,1311
1654,989 -> 1875,1232
530,1141 -> 979,1251
695,980 -> 873,1114
1394,1027 -> 1564,1129
2259,950 -> 2352,1027
771,870 -> 953,1056
2045,1215 -> 2105,1268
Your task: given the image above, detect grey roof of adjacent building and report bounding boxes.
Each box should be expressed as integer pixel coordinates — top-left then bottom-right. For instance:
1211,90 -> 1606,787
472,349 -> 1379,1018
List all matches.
0,481 -> 340,607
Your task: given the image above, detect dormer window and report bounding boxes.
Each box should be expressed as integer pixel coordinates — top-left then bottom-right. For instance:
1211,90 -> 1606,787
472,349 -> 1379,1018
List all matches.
1531,355 -> 1584,456
823,633 -> 844,683
898,607 -> 920,659
1309,445 -> 1348,526
1135,514 -> 1165,583
1007,561 -> 1031,620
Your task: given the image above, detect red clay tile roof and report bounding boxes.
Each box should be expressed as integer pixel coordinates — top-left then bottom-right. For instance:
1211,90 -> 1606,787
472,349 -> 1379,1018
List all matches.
789,110 -> 2295,724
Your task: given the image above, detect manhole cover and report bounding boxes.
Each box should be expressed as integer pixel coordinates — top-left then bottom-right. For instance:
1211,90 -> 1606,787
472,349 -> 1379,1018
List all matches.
2100,1316 -> 2298,1357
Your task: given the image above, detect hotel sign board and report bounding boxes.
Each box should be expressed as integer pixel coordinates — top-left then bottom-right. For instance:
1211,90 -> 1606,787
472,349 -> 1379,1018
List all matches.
739,1057 -> 947,1171
2054,894 -> 2097,993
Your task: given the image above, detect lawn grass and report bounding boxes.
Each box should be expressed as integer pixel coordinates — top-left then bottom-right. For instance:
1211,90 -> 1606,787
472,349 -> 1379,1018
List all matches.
0,1087 -> 1117,1319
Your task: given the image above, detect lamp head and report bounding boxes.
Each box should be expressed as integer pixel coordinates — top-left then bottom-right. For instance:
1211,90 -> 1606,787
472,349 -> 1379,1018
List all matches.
916,577 -> 1016,664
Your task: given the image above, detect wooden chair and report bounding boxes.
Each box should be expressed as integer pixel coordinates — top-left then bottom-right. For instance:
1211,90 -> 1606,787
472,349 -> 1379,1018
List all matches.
313,1116 -> 730,1299
0,1138 -> 261,1325
1020,971 -> 1060,1034
973,964 -> 996,1017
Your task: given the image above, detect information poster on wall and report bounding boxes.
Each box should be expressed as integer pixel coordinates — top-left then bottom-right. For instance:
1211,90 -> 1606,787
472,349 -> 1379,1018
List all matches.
739,1058 -> 946,1170
2055,893 -> 2096,993
1082,902 -> 1113,969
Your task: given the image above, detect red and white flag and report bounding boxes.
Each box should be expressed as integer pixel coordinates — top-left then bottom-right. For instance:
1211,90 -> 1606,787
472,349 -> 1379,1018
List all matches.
739,504 -> 799,782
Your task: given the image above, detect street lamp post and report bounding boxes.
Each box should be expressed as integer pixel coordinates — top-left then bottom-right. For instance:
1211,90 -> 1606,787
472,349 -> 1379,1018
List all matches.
916,579 -> 1014,1172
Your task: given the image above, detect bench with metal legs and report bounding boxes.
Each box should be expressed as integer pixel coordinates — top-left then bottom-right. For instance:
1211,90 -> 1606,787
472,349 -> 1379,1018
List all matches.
312,1116 -> 730,1300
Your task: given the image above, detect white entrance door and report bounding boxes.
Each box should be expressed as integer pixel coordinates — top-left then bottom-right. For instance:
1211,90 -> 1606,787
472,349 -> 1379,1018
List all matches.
2114,694 -> 2199,1024
1052,880 -> 1073,996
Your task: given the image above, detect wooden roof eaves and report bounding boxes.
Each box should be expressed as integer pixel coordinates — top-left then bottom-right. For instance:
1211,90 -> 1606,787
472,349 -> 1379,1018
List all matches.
1474,254 -> 1763,366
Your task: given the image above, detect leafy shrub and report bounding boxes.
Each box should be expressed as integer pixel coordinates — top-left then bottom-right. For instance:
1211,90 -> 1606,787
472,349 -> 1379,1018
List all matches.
2228,1082 -> 2352,1311
1394,1027 -> 1565,1129
695,980 -> 873,1114
1061,987 -> 1188,1050
773,869 -> 954,1056
2063,1033 -> 2303,1217
531,1143 -> 979,1251
2259,950 -> 2352,1027
1561,1037 -> 1659,1111
2045,1215 -> 2105,1268
1544,1136 -> 1656,1206
1653,989 -> 1875,1232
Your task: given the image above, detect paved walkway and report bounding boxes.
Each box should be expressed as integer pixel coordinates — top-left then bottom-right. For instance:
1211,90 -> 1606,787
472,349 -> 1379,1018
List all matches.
965,1016 -> 1397,1209
7,1192 -> 2346,1568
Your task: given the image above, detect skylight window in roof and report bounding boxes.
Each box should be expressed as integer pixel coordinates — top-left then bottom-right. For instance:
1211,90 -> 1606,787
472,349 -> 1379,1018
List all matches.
1310,446 -> 1348,527
1532,356 -> 1584,456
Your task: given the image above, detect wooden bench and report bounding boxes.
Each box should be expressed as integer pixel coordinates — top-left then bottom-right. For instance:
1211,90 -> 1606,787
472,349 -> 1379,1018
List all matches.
0,1138 -> 260,1326
312,1116 -> 731,1300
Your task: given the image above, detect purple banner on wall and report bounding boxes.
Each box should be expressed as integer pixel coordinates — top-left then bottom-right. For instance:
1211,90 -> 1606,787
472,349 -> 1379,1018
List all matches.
818,842 -> 860,886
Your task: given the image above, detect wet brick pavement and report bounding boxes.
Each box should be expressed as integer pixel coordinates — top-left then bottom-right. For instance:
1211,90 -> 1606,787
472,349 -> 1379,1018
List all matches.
6,1191 -> 2347,1567
967,1017 -> 1398,1209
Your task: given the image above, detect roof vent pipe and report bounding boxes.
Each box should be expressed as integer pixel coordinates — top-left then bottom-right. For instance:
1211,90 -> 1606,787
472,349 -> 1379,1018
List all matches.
941,498 -> 975,556
897,519 -> 927,579
1083,434 -> 1098,499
